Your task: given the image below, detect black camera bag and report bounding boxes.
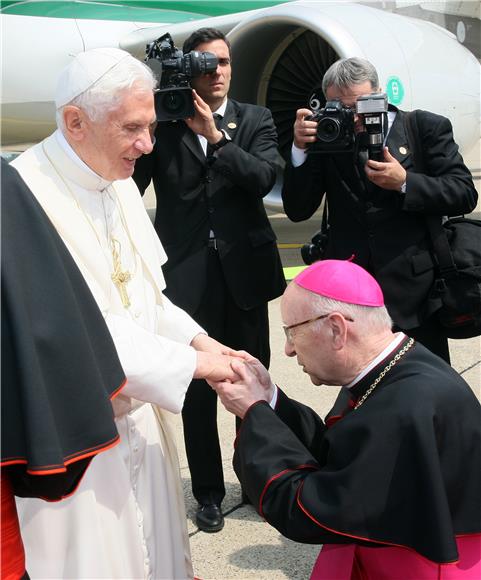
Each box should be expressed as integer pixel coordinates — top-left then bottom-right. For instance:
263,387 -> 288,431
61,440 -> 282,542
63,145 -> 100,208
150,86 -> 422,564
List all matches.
405,110 -> 481,339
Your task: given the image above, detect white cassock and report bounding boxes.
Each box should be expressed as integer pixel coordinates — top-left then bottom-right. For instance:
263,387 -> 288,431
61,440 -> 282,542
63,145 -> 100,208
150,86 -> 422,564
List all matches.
12,131 -> 203,579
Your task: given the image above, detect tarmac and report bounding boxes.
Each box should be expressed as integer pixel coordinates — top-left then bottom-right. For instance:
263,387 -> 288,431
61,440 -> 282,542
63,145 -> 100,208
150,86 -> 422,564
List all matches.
159,140 -> 481,580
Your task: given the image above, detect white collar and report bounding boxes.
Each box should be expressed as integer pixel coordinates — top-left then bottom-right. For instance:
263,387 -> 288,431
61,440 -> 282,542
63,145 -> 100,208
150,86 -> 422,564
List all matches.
55,129 -> 113,191
213,99 -> 228,118
345,332 -> 406,389
385,110 -> 396,142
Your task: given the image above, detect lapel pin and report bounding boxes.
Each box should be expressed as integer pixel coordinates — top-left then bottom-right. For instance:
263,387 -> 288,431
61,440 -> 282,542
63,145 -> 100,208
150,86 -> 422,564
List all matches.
227,122 -> 237,129
399,146 -> 408,155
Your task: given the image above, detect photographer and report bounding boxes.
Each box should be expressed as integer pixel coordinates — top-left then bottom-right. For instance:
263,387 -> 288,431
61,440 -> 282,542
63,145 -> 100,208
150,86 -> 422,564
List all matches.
282,57 -> 477,363
133,28 -> 285,533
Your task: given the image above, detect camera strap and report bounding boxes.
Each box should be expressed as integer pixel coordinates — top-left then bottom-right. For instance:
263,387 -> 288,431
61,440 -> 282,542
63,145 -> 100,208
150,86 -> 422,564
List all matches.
320,198 -> 329,237
353,134 -> 370,198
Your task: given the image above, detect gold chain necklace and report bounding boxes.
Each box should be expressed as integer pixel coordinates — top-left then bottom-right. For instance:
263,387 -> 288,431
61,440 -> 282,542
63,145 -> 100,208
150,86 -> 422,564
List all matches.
42,143 -> 135,308
100,189 -> 134,309
354,337 -> 415,409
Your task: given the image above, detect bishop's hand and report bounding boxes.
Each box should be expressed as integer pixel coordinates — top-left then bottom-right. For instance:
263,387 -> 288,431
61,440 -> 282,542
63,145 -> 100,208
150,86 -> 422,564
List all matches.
210,359 -> 276,419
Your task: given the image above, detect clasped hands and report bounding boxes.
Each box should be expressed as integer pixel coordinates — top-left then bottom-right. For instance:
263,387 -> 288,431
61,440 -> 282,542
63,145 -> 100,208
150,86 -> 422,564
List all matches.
191,333 -> 274,418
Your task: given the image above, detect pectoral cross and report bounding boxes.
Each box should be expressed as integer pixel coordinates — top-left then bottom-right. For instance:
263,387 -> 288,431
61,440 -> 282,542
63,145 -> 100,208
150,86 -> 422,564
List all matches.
110,238 -> 131,308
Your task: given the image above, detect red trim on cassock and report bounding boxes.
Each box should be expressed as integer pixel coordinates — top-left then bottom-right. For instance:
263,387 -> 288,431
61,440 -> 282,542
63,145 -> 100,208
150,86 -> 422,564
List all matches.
0,377 -> 126,471
110,377 -> 127,400
325,414 -> 343,428
36,459 -> 94,502
295,480 -> 472,565
259,464 -> 318,519
1,434 -> 120,473
259,469 -> 296,518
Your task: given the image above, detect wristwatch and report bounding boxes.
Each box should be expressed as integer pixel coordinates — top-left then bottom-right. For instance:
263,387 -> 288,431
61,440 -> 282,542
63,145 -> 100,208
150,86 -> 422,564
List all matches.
209,129 -> 231,152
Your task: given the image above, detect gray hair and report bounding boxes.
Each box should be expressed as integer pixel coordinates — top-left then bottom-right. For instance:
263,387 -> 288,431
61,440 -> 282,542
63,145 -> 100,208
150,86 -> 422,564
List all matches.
322,57 -> 379,97
56,57 -> 157,130
305,291 -> 392,336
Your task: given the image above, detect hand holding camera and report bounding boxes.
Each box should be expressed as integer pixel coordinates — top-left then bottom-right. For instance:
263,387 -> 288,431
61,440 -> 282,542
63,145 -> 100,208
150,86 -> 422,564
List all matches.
293,108 -> 319,149
184,90 -> 223,143
364,146 -> 407,191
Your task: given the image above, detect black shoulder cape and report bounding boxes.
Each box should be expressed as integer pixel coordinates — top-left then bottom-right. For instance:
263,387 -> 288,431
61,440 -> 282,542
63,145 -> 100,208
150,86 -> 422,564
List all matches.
1,160 -> 126,500
233,338 -> 481,563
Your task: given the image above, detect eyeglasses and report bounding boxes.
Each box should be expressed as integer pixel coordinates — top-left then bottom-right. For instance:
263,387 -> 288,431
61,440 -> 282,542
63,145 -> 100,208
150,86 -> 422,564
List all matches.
283,313 -> 354,344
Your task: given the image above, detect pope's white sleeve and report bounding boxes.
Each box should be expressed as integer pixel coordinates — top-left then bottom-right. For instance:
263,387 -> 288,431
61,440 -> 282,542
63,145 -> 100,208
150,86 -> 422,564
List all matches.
105,313 -> 197,413
156,295 -> 206,344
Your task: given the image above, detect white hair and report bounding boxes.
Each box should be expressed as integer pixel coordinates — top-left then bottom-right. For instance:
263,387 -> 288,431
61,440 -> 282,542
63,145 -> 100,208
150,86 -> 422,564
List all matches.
301,289 -> 392,336
322,57 -> 379,97
56,56 -> 156,130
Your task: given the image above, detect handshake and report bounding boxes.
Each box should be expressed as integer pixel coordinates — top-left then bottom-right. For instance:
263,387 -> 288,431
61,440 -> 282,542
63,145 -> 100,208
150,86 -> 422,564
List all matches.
191,333 -> 275,418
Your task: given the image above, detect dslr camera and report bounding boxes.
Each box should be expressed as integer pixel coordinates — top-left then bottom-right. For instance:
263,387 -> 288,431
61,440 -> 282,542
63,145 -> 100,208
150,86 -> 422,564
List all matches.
145,33 -> 218,121
307,91 -> 388,160
307,99 -> 355,154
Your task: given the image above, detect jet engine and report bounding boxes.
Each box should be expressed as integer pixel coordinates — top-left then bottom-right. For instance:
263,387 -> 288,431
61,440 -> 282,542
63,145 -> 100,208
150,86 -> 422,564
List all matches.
225,1 -> 480,208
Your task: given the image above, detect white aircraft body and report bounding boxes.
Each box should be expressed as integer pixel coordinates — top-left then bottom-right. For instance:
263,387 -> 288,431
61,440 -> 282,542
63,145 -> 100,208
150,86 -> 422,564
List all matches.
1,0 -> 479,208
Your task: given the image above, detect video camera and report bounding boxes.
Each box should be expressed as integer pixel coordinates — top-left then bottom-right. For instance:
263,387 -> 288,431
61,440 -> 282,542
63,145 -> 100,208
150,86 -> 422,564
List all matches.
145,33 -> 218,121
307,92 -> 388,160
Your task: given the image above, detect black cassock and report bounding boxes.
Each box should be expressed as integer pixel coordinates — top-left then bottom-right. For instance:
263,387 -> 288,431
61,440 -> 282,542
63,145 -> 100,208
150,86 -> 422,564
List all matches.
234,336 -> 481,563
1,160 -> 126,500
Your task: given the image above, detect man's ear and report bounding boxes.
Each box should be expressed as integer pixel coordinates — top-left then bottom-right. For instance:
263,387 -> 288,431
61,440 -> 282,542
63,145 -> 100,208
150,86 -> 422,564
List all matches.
328,313 -> 348,350
62,106 -> 87,142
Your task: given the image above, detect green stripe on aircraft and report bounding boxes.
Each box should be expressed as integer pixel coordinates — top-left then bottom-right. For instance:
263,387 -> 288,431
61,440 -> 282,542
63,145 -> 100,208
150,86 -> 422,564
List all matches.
0,1 -> 291,21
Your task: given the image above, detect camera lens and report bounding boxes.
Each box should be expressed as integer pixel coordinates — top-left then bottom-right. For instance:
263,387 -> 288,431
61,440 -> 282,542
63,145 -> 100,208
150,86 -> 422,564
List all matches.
184,51 -> 218,77
317,117 -> 341,143
160,90 -> 186,114
154,87 -> 195,121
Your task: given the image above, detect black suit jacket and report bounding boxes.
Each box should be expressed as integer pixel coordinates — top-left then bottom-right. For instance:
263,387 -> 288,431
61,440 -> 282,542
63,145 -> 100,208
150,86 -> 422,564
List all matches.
134,99 -> 286,313
282,108 -> 477,328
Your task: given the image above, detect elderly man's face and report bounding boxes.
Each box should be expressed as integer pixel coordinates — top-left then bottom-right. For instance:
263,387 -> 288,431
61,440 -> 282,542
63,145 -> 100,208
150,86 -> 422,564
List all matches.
281,284 -> 339,387
325,81 -> 377,134
81,88 -> 156,181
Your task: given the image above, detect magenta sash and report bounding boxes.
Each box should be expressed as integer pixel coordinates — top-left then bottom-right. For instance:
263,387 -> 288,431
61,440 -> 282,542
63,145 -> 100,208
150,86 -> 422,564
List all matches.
310,535 -> 481,579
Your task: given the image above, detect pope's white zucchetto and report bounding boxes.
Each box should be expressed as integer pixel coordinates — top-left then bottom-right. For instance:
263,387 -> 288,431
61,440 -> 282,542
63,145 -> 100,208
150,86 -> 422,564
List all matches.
55,48 -> 132,109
